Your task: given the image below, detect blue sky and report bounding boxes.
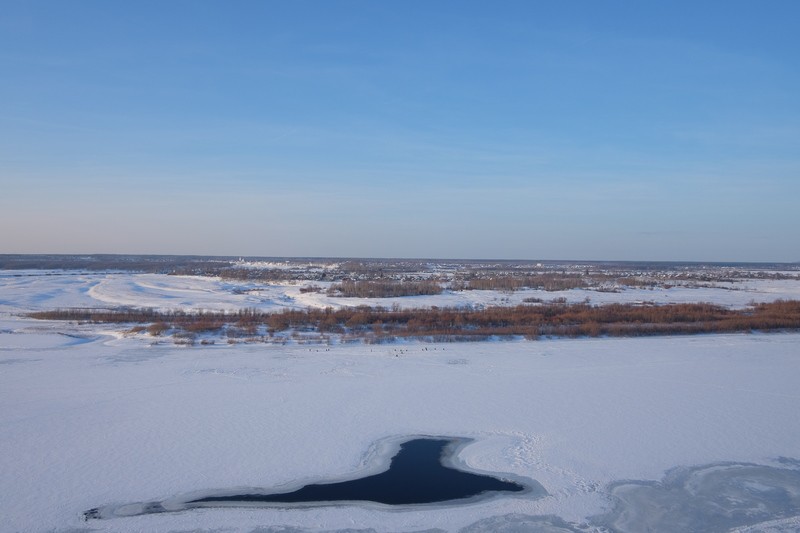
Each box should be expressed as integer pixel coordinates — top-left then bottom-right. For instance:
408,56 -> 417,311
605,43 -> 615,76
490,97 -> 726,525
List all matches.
1,1 -> 798,260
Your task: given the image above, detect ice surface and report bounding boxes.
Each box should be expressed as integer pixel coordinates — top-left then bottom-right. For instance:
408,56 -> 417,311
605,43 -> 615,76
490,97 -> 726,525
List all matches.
596,461 -> 800,532
2,271 -> 800,532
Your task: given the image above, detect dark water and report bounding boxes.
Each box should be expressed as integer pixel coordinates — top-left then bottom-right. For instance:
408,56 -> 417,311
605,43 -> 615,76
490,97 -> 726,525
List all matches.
83,447 -> 800,531
190,438 -> 525,505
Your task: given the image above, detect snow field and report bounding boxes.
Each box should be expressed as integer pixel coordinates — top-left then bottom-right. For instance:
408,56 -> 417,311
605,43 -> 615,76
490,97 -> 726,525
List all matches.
2,323 -> 800,532
3,270 -> 800,317
2,270 -> 800,532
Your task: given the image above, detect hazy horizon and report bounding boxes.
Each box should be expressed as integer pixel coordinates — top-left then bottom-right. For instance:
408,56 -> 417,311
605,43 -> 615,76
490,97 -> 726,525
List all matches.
2,1 -> 798,262
1,252 -> 798,266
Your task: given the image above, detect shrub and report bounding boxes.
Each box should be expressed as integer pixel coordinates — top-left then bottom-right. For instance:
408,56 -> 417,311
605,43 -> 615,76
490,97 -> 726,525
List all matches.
327,280 -> 442,298
28,300 -> 800,343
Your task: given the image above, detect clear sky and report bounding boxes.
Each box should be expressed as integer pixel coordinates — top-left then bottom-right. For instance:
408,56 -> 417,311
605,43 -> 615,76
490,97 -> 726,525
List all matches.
1,1 -> 798,261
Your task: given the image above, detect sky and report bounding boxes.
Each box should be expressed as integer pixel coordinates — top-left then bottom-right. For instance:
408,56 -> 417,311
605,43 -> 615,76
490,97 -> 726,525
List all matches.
1,1 -> 799,261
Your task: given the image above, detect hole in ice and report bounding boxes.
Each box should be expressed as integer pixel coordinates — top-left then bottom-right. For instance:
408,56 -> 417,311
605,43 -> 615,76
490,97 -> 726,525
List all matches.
84,437 -> 536,519
190,437 -> 526,505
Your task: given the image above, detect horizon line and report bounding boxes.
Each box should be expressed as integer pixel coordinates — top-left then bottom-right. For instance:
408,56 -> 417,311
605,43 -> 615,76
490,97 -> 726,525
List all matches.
0,253 -> 798,266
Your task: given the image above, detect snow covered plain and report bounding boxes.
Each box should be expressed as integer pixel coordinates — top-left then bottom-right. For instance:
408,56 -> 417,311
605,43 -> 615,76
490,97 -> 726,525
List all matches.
2,270 -> 800,532
3,269 -> 800,315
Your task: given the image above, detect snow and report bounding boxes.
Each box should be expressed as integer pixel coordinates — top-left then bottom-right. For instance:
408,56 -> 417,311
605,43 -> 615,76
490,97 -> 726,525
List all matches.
2,270 -> 800,317
1,271 -> 800,532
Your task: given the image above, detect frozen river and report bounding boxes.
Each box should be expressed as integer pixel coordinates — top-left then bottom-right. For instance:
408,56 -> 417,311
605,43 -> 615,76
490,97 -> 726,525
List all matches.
1,271 -> 800,532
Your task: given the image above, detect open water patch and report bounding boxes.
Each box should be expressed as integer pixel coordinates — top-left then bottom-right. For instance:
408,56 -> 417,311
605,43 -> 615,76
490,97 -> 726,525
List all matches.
192,438 -> 527,505
84,436 -> 538,520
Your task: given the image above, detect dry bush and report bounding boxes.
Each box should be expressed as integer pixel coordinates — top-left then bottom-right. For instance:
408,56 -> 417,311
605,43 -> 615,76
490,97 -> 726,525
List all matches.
29,300 -> 800,343
327,280 -> 442,298
458,274 -> 587,291
299,285 -> 322,293
182,314 -> 226,333
147,322 -> 170,336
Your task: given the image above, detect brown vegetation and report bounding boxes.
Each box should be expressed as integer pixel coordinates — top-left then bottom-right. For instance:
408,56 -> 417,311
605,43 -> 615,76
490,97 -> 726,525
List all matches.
452,274 -> 587,291
28,300 -> 800,342
327,280 -> 442,298
299,285 -> 323,293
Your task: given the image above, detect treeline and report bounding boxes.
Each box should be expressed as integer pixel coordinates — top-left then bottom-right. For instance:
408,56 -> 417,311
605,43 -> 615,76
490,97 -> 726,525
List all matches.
327,280 -> 443,298
452,273 -> 588,291
0,254 -> 228,273
28,300 -> 800,342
